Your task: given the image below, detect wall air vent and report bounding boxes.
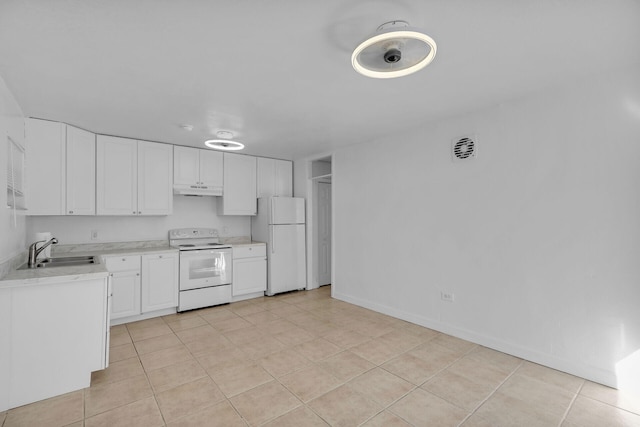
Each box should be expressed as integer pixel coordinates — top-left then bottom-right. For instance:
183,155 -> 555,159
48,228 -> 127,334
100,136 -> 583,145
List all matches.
452,135 -> 477,162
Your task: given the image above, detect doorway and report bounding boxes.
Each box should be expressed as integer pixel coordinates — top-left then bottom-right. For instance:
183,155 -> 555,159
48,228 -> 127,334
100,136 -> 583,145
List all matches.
308,156 -> 332,290
317,181 -> 331,287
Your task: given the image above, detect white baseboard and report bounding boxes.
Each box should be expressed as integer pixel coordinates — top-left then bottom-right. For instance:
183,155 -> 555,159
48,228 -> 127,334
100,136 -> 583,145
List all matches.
110,307 -> 177,326
333,291 -> 617,389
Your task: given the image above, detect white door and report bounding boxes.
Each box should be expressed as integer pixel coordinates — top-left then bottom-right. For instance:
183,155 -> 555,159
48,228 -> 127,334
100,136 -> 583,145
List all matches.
66,125 -> 95,215
268,224 -> 306,295
318,182 -> 331,286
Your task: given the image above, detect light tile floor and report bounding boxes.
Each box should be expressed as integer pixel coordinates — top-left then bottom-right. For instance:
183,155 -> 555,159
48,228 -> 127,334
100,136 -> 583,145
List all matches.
3,285 -> 640,426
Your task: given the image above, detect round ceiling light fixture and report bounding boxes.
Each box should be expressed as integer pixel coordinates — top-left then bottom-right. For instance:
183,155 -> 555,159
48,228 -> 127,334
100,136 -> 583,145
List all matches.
351,20 -> 437,79
204,131 -> 245,151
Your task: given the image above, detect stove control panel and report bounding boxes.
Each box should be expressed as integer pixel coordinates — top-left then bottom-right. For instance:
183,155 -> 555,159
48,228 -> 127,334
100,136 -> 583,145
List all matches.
169,228 -> 219,240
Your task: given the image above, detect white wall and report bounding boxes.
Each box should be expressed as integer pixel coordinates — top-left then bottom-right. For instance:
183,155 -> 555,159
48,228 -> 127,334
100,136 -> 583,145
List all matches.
332,64 -> 640,390
27,195 -> 250,244
0,74 -> 26,266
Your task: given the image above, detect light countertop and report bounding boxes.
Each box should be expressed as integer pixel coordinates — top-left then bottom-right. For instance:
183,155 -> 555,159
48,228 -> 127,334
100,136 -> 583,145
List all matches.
1,239 -> 265,289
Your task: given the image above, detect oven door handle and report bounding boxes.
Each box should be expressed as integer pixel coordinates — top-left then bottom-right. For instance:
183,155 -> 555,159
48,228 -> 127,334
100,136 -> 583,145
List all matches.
191,267 -> 220,273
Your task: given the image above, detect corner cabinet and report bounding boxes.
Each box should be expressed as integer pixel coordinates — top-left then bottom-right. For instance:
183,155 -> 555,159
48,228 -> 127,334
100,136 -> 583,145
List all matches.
106,251 -> 178,323
96,136 -> 173,215
25,118 -> 96,216
219,153 -> 257,215
257,157 -> 293,198
1,277 -> 109,411
105,255 -> 141,320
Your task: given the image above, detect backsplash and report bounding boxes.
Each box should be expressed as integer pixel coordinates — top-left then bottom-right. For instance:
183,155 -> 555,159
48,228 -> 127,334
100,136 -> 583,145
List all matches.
26,195 -> 251,245
53,240 -> 169,255
0,252 -> 27,279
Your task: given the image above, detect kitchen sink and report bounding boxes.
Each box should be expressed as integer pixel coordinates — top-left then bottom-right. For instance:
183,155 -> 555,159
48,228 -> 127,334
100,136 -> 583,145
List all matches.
18,255 -> 97,270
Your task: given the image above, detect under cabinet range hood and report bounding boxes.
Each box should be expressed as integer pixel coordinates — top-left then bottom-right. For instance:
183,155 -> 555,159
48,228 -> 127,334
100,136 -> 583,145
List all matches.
173,184 -> 222,196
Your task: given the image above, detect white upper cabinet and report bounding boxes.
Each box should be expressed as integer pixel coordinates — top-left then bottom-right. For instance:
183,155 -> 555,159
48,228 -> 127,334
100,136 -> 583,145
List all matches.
25,118 -> 96,216
173,146 -> 223,195
173,146 -> 199,187
97,136 -> 172,215
199,149 -> 223,189
25,119 -> 66,215
96,136 -> 137,215
66,125 -> 96,215
138,141 -> 173,215
257,157 -> 293,198
219,153 -> 257,216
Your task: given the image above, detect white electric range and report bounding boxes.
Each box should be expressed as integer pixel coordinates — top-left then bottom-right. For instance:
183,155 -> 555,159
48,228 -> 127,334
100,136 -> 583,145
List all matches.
168,228 -> 233,312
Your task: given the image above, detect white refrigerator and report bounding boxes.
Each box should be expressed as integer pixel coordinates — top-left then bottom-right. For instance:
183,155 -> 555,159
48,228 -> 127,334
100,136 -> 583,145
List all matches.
251,197 -> 306,296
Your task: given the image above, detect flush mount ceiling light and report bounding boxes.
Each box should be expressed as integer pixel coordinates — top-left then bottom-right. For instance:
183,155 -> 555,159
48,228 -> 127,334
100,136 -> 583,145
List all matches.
204,131 -> 245,151
351,20 -> 437,79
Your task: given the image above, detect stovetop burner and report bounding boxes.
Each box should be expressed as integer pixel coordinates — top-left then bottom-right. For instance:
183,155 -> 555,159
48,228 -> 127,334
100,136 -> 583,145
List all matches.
168,228 -> 232,251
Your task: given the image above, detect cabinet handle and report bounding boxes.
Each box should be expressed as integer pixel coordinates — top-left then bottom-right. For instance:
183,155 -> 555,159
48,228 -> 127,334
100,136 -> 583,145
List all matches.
136,273 -> 140,276
122,258 -> 126,261
133,211 -> 136,214
159,255 -> 163,258
69,210 -> 73,214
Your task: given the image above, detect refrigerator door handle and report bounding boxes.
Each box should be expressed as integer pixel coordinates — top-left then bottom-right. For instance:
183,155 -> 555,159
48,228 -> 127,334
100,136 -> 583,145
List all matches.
271,226 -> 275,254
271,199 -> 275,225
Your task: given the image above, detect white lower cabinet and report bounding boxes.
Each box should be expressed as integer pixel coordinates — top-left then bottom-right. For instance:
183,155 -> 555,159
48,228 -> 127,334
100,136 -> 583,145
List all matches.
232,244 -> 267,296
0,278 -> 109,411
141,253 -> 179,312
105,255 -> 141,320
105,251 -> 178,323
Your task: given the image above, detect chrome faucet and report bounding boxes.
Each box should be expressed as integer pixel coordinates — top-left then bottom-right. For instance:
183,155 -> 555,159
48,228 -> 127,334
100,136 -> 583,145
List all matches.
28,237 -> 58,268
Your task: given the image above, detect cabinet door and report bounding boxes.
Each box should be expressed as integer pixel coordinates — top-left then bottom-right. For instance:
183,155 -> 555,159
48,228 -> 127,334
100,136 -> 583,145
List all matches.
96,135 -> 138,215
173,146 -> 200,187
110,271 -> 141,320
141,253 -> 178,312
25,118 -> 66,215
232,257 -> 267,296
199,149 -> 223,189
256,157 -> 275,198
66,125 -> 96,215
138,141 -> 173,215
220,153 -> 257,215
274,159 -> 293,197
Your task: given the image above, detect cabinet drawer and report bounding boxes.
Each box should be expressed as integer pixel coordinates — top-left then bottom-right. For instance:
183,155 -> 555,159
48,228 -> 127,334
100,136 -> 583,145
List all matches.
233,245 -> 266,259
104,255 -> 141,272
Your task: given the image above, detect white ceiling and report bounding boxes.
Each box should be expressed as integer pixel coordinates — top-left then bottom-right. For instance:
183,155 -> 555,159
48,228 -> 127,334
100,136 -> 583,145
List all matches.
1,1 -> 639,160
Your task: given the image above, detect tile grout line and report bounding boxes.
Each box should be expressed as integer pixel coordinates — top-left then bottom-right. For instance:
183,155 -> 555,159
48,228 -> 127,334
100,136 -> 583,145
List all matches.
456,358 -> 525,426
556,379 -> 585,427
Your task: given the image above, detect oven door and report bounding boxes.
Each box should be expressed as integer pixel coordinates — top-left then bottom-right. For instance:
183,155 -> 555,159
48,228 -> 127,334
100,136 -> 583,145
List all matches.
179,248 -> 232,291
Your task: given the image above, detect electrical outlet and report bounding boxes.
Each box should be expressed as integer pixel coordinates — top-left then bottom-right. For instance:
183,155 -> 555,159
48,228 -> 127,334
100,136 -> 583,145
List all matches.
91,230 -> 99,241
441,291 -> 455,302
